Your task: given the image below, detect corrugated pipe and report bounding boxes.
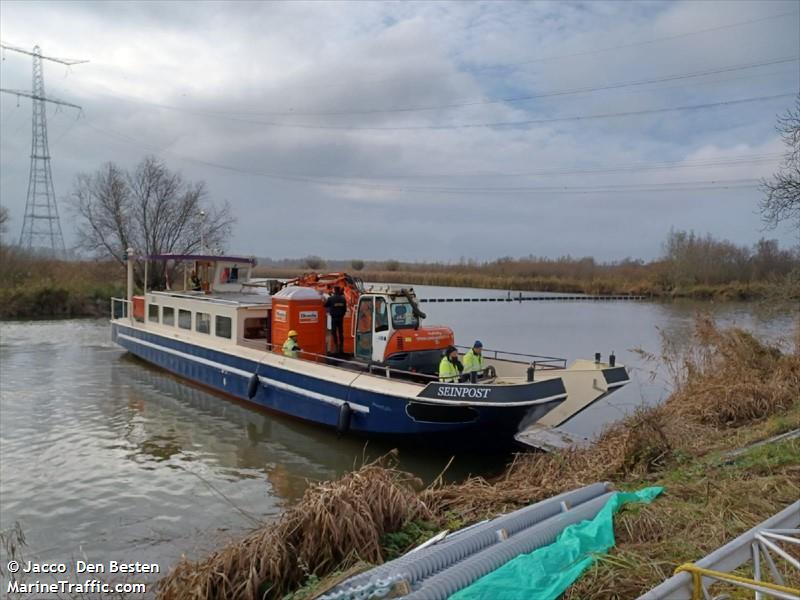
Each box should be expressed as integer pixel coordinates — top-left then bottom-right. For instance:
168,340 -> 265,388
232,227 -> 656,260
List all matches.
403,492 -> 614,600
320,482 -> 611,600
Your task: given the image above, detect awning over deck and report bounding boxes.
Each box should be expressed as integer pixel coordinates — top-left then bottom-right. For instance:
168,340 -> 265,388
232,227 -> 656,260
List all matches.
139,253 -> 256,265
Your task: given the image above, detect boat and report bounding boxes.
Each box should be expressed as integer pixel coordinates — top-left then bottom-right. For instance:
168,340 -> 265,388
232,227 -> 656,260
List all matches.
110,252 -> 630,447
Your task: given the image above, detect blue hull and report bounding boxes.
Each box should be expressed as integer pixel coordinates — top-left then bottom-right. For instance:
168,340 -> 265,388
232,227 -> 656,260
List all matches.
112,323 -> 559,442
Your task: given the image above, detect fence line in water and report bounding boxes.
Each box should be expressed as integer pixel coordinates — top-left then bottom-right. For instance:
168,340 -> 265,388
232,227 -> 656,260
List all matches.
417,294 -> 647,303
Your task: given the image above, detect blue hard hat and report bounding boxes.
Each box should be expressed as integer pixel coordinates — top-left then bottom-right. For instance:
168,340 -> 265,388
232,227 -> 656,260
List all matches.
473,340 -> 483,348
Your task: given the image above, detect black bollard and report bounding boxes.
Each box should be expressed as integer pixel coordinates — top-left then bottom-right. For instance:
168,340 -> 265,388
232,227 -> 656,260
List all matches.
527,364 -> 535,382
594,352 -> 601,364
609,352 -> 616,367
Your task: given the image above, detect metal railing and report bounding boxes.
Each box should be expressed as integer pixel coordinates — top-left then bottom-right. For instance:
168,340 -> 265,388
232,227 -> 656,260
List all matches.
639,501 -> 799,600
259,340 -> 440,384
149,290 -> 267,306
455,345 -> 567,370
110,297 -> 132,321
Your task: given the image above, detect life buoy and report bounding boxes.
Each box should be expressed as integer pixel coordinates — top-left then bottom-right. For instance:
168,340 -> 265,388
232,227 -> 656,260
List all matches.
247,373 -> 259,399
337,402 -> 352,435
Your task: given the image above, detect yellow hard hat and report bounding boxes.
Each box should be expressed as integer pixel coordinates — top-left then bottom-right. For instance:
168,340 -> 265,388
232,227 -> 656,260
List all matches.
288,330 -> 298,337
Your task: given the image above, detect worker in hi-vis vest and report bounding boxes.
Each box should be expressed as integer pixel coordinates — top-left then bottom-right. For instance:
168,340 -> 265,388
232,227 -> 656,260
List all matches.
438,345 -> 463,383
462,340 -> 484,377
283,330 -> 301,358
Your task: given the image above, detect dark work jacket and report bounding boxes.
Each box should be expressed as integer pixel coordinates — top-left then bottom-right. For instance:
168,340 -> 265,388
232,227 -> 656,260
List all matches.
325,294 -> 347,320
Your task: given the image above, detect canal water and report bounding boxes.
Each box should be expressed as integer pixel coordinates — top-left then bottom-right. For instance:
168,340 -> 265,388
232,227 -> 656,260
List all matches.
0,287 -> 796,578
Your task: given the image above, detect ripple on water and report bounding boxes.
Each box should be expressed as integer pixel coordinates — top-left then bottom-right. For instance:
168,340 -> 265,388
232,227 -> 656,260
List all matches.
0,320 -> 322,566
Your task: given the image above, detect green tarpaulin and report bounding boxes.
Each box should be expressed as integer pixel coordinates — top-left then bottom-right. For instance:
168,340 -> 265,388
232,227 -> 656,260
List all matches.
449,486 -> 664,600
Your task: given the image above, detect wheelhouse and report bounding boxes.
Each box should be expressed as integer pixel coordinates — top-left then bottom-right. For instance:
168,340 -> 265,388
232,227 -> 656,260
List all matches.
120,253 -> 275,351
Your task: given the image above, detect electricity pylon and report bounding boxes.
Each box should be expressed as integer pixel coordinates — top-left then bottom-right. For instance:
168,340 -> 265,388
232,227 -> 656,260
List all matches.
0,43 -> 86,255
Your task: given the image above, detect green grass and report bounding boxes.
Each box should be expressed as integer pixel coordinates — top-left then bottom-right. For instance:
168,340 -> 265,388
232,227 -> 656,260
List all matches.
380,519 -> 440,560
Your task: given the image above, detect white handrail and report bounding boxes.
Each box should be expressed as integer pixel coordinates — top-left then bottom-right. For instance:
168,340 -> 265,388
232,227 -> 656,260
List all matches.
110,297 -> 133,323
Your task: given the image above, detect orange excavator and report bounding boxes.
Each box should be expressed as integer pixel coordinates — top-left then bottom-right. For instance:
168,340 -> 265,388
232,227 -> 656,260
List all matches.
282,273 -> 454,375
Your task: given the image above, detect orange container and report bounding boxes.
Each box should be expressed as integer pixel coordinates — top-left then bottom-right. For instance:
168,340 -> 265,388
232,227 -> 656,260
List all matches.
132,295 -> 145,321
271,287 -> 326,360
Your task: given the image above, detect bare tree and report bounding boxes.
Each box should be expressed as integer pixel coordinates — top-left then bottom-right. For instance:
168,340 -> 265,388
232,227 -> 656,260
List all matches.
761,96 -> 800,230
71,156 -> 235,287
0,205 -> 9,237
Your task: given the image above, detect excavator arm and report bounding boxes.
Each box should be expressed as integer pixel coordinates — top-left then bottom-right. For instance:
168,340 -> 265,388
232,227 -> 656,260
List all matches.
283,272 -> 364,308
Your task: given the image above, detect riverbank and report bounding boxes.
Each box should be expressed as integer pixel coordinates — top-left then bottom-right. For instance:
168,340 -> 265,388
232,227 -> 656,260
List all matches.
252,267 -> 800,301
156,316 -> 800,599
0,251 -> 795,321
0,250 -> 123,319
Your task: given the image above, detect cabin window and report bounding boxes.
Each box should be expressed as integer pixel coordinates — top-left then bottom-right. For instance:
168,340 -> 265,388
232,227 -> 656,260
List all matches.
356,298 -> 373,333
375,297 -> 389,332
196,312 -> 211,334
178,309 -> 192,330
148,303 -> 160,323
216,315 -> 232,339
391,303 -> 418,330
243,317 -> 268,339
163,306 -> 175,326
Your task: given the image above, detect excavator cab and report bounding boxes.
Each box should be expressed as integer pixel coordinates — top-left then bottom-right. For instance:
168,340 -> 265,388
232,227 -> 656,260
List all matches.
355,294 -> 399,363
354,289 -> 452,376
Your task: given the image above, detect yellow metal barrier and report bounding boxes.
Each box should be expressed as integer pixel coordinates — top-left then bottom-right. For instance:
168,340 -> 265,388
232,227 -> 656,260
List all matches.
674,562 -> 800,599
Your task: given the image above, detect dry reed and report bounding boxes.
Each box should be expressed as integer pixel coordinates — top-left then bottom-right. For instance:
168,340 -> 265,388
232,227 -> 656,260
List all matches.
158,453 -> 431,600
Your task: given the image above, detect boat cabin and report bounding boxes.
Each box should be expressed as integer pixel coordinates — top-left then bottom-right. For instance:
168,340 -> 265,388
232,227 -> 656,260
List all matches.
128,254 -> 276,350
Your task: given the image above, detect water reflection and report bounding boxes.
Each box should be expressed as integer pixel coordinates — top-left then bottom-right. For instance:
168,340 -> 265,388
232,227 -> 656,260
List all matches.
115,353 -> 510,486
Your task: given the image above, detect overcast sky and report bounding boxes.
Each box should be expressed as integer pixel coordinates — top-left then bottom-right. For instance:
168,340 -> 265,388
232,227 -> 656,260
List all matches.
1,0 -> 798,261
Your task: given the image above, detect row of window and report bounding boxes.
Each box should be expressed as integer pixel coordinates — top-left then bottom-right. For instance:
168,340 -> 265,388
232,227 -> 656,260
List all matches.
148,303 -> 232,339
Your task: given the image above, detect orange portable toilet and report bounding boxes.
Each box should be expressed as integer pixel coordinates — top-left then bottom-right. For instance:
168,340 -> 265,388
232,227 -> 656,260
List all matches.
132,295 -> 145,321
271,286 -> 326,360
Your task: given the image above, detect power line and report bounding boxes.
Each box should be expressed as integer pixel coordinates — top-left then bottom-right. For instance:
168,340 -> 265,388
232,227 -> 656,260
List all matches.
0,41 -> 89,66
328,154 -> 784,180
235,57 -> 800,116
79,118 -> 783,180
83,56 -> 797,120
143,92 -> 793,131
81,121 -> 764,196
467,10 -> 800,71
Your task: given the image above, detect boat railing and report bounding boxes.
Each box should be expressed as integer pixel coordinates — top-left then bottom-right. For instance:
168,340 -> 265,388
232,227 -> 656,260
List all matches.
260,341 -> 441,383
149,290 -> 266,306
455,345 -> 567,370
110,297 -> 133,322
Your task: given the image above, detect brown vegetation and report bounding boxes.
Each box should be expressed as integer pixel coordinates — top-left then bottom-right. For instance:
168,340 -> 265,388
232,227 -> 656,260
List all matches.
254,231 -> 800,300
157,317 -> 800,600
159,461 -> 431,600
0,248 -> 124,319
